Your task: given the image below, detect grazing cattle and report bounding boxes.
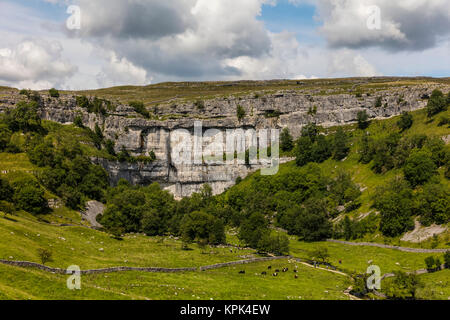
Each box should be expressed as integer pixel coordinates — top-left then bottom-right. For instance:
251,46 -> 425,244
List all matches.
275,269 -> 280,273
238,270 -> 245,274
261,271 -> 267,275
282,268 -> 288,272
272,272 -> 278,277
268,266 -> 272,270
293,269 -> 298,273
294,274 -> 298,279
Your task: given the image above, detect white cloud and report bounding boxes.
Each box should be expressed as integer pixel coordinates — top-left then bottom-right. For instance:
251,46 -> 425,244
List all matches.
0,39 -> 77,89
291,0 -> 450,51
96,52 -> 152,87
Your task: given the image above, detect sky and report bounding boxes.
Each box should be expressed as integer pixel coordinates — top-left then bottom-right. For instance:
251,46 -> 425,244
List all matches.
0,0 -> 449,90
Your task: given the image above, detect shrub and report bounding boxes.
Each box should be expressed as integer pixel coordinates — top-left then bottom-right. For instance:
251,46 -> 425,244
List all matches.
236,105 -> 246,121
444,251 -> 450,268
332,127 -> 350,160
385,271 -> 423,300
426,89 -> 447,117
73,115 -> 84,128
397,112 -> 413,131
129,101 -> 150,118
49,88 -> 60,98
37,248 -> 53,265
374,96 -> 382,108
13,185 -> 48,215
357,110 -> 370,129
404,150 -> 437,187
0,177 -> 13,201
280,128 -> 294,152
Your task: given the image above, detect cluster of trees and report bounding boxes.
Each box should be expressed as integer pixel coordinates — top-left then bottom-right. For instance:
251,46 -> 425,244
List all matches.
359,132 -> 448,179
373,176 -> 449,236
426,89 -> 449,118
129,101 -> 150,118
294,124 -> 351,166
0,175 -> 48,215
333,214 -> 378,240
99,182 -> 226,246
76,96 -> 112,115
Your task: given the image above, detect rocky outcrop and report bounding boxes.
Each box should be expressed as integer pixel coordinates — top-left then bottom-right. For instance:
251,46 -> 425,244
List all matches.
1,82 -> 448,198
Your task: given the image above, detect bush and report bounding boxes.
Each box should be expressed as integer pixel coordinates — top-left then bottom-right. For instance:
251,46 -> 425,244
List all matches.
129,101 -> 150,118
73,115 -> 84,128
280,128 -> 294,152
385,271 -> 423,300
332,127 -> 350,160
444,251 -> 450,268
0,178 -> 13,201
4,101 -> 43,133
237,105 -> 246,121
426,89 -> 447,117
373,177 -> 415,237
404,150 -> 437,187
357,110 -> 370,129
37,248 -> 53,265
13,185 -> 48,215
49,88 -> 60,98
397,112 -> 413,131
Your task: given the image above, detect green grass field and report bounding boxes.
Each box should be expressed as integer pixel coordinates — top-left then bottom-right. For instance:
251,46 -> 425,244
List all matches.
0,259 -> 351,300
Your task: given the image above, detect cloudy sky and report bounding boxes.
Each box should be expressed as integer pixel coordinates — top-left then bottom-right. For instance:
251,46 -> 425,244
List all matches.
0,0 -> 449,90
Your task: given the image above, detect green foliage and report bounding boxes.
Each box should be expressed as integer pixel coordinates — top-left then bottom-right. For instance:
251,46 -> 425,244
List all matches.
76,96 -> 107,115
180,211 -> 225,245
0,177 -> 13,201
373,177 -> 414,237
415,181 -> 450,226
48,88 -> 60,98
4,101 -> 43,133
129,101 -> 150,118
397,112 -> 413,131
309,247 -> 330,263
37,248 -> 53,265
426,89 -> 447,117
236,105 -> 246,121
374,96 -> 382,108
73,115 -> 84,128
424,256 -> 441,271
13,184 -> 48,215
238,212 -> 268,248
385,271 -> 423,300
403,150 -> 437,187
294,124 -> 331,167
357,110 -> 370,130
194,100 -> 205,110
332,127 -> 350,161
280,128 -> 293,152
257,233 -> 290,256
444,251 -> 450,268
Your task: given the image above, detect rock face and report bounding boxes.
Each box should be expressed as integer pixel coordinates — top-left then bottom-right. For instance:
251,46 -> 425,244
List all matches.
1,82 -> 448,197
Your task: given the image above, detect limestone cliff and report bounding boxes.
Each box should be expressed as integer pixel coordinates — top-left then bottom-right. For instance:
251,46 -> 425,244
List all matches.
1,80 -> 448,198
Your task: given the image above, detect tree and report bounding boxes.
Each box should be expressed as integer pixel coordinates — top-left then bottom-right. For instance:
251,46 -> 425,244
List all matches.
73,115 -> 84,128
49,88 -> 60,98
403,150 -> 437,187
5,101 -> 42,133
397,112 -> 413,131
374,96 -> 382,108
332,127 -> 350,160
444,251 -> 450,268
105,139 -> 116,156
37,248 -> 53,265
426,89 -> 447,117
425,256 -> 436,271
294,199 -> 332,241
13,185 -> 48,215
280,128 -> 294,152
129,101 -> 150,118
237,105 -> 246,121
373,177 -> 415,237
238,212 -> 269,248
0,178 -> 13,201
386,271 -> 423,300
0,123 -> 12,151
357,110 -> 370,130
309,247 -> 330,263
